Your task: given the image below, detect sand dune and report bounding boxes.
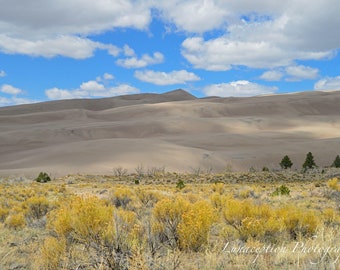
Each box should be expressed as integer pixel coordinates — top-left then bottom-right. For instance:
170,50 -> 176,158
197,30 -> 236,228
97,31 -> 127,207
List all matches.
1,89 -> 340,177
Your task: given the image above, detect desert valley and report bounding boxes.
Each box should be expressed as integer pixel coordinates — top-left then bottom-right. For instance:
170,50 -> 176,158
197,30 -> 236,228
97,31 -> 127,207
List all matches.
1,89 -> 340,176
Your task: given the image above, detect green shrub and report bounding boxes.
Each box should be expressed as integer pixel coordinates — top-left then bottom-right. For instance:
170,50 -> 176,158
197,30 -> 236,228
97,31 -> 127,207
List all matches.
176,179 -> 185,189
35,172 -> 51,183
272,185 -> 290,196
262,166 -> 270,172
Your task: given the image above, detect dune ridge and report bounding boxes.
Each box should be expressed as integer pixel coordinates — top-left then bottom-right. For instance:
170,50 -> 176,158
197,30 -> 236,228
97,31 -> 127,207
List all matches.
1,89 -> 340,177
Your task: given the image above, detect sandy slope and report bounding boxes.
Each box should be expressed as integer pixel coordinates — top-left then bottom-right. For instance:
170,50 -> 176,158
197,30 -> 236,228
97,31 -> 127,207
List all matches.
1,89 -> 340,177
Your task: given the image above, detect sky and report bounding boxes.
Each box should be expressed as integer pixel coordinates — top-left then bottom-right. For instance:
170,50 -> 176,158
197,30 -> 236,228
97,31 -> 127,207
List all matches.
1,0 -> 340,106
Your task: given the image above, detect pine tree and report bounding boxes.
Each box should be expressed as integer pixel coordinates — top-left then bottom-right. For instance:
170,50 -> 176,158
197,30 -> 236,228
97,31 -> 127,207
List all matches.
280,155 -> 293,169
302,152 -> 317,169
331,155 -> 340,168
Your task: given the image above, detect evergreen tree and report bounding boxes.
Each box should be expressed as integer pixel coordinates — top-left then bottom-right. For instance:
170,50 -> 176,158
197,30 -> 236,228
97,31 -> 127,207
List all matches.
280,155 -> 293,169
35,172 -> 51,183
302,152 -> 316,169
331,155 -> 340,168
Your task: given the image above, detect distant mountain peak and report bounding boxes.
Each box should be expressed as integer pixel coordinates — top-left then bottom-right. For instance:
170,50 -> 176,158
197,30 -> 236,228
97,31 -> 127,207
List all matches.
162,89 -> 196,100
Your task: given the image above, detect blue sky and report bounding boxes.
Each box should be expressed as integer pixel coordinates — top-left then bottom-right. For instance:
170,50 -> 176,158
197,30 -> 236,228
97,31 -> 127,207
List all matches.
1,0 -> 340,106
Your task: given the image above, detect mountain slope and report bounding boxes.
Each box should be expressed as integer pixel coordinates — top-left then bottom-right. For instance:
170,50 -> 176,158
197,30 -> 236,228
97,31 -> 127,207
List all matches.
1,90 -> 340,176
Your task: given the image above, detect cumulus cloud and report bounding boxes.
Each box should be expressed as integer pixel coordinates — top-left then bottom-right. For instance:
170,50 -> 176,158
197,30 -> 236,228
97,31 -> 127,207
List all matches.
1,84 -> 23,95
203,81 -> 278,97
123,45 -> 135,57
0,84 -> 35,106
79,80 -> 106,92
0,96 -> 24,107
155,1 -> 229,33
182,33 -> 331,71
285,65 -> 319,81
260,70 -> 284,81
116,51 -> 164,69
103,73 -> 114,80
260,65 -> 319,82
46,84 -> 139,100
0,34 -> 120,59
314,76 -> 340,91
45,88 -> 74,100
0,0 -> 151,37
134,70 -> 200,85
0,96 -> 11,106
0,0 -> 148,58
180,0 -> 339,71
45,84 -> 140,99
0,70 -> 6,77
96,73 -> 115,82
0,0 -> 339,69
45,73 -> 139,100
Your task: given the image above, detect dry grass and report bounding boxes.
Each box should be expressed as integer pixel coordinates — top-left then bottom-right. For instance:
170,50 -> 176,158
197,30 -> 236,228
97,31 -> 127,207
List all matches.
0,170 -> 339,269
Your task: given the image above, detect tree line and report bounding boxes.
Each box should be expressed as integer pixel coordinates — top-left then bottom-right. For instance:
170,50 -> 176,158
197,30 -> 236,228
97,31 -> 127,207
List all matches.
280,153 -> 340,170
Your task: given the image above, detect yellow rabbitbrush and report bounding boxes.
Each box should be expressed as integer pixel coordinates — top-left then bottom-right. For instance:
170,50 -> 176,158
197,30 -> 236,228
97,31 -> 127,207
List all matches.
48,195 -> 115,247
178,200 -> 217,251
152,196 -> 217,251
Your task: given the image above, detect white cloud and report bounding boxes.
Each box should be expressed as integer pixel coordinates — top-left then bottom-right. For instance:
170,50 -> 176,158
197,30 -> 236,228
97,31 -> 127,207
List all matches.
45,88 -> 75,100
1,84 -> 23,95
180,0 -> 340,71
123,45 -> 135,57
161,1 -> 340,53
260,65 -> 319,82
0,1 -> 151,37
0,0 -> 339,69
260,70 -> 284,81
46,85 -> 139,100
0,96 -> 11,106
116,52 -> 164,69
134,70 -> 200,85
106,45 -> 121,57
0,70 -> 6,77
155,1 -> 229,33
314,76 -> 340,90
96,73 -> 115,82
10,97 -> 36,105
182,33 -> 331,71
45,74 -> 139,100
0,96 -> 30,107
0,84 -> 35,106
0,0 -> 147,58
116,45 -> 164,69
109,84 -> 141,96
0,34 -> 117,59
80,80 -> 106,92
203,80 -> 278,97
285,65 -> 319,81
103,73 -> 114,80
0,96 -> 34,107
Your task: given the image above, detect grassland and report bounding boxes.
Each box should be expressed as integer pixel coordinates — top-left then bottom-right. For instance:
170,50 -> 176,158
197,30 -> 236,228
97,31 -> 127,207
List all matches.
0,169 -> 339,270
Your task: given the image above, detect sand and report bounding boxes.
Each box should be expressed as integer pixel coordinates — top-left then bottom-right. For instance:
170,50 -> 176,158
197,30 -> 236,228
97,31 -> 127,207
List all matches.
1,89 -> 340,177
